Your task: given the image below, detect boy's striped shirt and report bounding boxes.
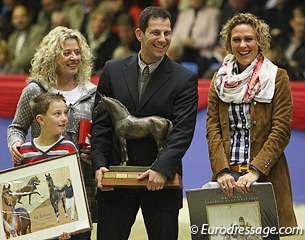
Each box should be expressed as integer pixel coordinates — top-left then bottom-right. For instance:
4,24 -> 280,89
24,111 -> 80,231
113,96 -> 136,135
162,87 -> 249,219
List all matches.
19,136 -> 77,165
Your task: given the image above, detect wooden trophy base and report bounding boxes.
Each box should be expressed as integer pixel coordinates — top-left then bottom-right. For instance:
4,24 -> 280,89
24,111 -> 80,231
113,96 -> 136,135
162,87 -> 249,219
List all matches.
101,166 -> 182,189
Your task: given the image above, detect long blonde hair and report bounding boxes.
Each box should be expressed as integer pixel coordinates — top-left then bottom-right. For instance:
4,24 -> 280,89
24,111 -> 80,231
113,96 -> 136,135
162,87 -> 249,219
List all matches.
28,26 -> 94,87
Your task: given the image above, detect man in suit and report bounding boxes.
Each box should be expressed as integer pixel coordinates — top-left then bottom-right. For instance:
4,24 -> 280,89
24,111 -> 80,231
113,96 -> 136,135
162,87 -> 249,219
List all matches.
91,6 -> 198,240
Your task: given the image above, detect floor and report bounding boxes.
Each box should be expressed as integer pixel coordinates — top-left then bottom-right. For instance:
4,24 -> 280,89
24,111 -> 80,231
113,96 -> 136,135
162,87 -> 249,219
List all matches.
90,199 -> 305,240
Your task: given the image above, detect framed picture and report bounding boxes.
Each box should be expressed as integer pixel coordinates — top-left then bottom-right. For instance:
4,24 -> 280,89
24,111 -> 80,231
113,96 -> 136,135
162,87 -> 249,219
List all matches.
0,153 -> 92,240
186,182 -> 279,240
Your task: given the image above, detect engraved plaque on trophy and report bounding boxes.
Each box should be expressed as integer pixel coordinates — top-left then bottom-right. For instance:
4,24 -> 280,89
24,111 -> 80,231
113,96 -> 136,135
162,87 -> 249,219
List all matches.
94,94 -> 182,189
101,166 -> 182,189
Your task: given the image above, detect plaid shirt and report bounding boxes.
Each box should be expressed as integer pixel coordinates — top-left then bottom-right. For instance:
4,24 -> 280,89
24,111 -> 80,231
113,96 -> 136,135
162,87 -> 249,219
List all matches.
229,103 -> 251,165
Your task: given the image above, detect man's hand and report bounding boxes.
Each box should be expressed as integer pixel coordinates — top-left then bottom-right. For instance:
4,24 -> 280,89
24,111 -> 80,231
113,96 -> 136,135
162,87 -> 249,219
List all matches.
95,167 -> 114,191
137,169 -> 167,191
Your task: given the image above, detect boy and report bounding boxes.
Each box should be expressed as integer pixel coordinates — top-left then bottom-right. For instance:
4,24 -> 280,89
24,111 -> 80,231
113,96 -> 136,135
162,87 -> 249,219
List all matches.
18,92 -> 77,164
18,92 -> 76,240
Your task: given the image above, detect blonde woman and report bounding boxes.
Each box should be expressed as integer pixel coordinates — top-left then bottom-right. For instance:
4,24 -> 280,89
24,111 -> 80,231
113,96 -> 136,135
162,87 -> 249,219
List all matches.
7,26 -> 96,240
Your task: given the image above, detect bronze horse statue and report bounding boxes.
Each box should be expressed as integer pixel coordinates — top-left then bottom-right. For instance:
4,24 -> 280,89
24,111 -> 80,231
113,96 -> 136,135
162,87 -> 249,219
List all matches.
45,173 -> 67,223
93,94 -> 173,165
2,184 -> 31,238
15,176 -> 41,205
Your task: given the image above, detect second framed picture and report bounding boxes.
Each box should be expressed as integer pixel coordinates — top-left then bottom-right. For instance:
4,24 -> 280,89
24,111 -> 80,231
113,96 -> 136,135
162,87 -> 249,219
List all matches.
186,182 -> 279,240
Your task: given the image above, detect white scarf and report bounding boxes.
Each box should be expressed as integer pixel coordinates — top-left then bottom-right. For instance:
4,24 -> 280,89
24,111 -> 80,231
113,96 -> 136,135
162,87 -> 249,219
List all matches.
214,54 -> 278,103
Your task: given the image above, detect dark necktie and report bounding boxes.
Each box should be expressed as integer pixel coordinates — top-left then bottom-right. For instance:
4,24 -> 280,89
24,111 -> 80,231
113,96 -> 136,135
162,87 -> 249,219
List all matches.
142,66 -> 149,81
139,66 -> 150,100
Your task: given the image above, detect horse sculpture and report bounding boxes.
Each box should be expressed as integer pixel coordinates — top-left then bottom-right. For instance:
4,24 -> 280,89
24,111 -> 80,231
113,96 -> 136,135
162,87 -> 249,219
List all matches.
45,173 -> 67,223
2,185 -> 31,238
93,94 -> 173,165
14,176 -> 41,205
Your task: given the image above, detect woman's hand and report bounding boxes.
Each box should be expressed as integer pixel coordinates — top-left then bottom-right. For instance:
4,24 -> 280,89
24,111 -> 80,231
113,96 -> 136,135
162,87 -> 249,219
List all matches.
235,170 -> 259,194
80,144 -> 91,164
80,134 -> 91,164
10,141 -> 23,165
217,173 -> 235,197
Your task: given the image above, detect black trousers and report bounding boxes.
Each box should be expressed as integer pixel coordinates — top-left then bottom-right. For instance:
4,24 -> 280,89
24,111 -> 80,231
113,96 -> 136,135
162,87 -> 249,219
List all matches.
96,189 -> 179,240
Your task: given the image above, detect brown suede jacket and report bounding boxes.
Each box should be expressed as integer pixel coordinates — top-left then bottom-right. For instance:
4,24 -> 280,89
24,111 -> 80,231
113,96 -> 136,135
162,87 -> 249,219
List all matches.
206,68 -> 297,229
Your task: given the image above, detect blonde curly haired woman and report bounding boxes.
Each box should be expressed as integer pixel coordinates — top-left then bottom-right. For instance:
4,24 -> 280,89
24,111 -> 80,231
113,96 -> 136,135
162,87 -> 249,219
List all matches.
7,26 -> 96,240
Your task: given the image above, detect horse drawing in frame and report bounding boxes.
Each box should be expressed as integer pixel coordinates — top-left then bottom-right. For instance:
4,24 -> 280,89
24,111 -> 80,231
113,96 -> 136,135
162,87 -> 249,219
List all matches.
14,176 -> 41,205
45,173 -> 67,223
1,184 -> 31,238
93,94 -> 173,165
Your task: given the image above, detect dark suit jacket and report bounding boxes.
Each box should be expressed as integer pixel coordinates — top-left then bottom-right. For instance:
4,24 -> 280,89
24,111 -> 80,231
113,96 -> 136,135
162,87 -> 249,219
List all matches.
91,54 -> 198,209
